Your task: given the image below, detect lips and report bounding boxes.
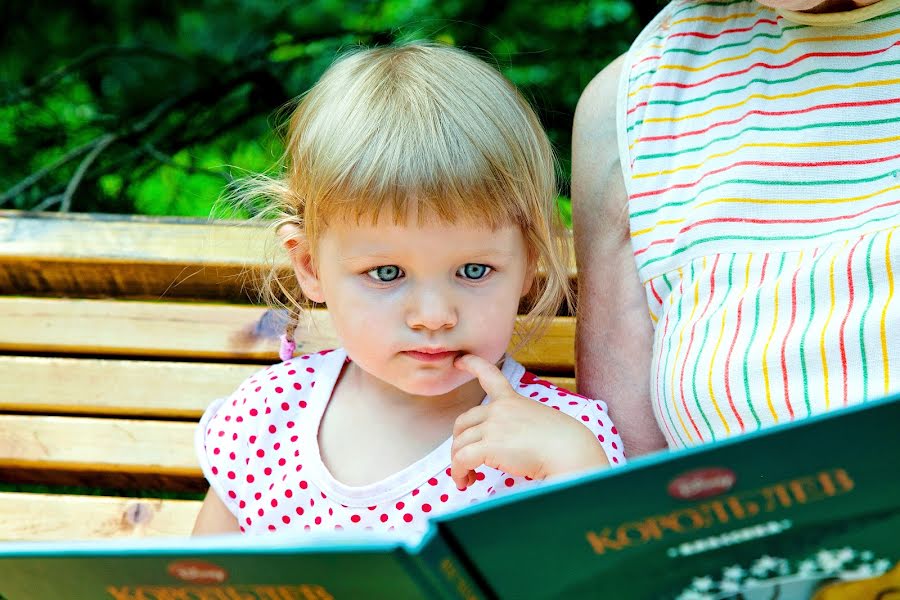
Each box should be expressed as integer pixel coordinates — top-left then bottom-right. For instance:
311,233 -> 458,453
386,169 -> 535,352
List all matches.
402,349 -> 459,362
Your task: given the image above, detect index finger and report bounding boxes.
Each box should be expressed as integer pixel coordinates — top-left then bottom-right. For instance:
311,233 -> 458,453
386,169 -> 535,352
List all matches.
454,354 -> 512,399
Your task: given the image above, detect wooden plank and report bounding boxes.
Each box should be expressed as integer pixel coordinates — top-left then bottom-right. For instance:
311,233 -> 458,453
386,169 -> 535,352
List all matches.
0,356 -> 259,418
0,210 -> 576,300
0,210 -> 274,301
0,492 -> 200,540
0,357 -> 578,419
0,297 -> 575,372
0,415 -> 199,477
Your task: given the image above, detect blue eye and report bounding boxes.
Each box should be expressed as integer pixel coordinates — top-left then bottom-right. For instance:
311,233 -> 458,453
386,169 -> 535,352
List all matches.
367,265 -> 402,282
458,264 -> 491,280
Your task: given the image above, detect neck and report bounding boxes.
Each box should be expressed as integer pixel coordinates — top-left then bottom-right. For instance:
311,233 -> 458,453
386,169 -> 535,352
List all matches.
800,0 -> 882,13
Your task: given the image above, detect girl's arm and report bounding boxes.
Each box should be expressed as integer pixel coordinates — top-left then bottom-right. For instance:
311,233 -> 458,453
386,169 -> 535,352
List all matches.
192,488 -> 241,536
571,54 -> 667,457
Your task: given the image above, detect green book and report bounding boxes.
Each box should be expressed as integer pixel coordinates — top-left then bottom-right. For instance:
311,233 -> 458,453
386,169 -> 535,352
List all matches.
1,393 -> 898,600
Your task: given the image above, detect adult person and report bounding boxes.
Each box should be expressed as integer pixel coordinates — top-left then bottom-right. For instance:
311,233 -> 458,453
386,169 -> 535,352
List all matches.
573,0 -> 900,456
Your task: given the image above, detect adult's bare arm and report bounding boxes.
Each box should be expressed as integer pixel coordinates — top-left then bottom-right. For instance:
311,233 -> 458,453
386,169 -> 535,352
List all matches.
572,54 -> 667,457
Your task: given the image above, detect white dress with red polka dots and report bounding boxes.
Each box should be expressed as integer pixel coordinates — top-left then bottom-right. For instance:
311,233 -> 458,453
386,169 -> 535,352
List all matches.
195,348 -> 626,537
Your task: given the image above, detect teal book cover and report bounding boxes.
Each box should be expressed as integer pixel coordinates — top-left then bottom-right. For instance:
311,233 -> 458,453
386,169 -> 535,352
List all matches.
0,393 -> 897,600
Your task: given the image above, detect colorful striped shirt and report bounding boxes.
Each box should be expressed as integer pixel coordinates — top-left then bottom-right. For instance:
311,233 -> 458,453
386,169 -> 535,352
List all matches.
618,0 -> 900,448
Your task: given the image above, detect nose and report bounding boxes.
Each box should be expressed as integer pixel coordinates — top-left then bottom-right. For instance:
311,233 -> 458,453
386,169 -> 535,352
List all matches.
405,285 -> 458,331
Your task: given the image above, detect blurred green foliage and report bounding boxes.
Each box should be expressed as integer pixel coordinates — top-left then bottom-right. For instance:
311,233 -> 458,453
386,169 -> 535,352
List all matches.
0,0 -> 659,221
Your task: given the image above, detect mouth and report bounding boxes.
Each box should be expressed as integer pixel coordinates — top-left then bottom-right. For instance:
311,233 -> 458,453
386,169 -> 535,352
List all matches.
402,349 -> 460,363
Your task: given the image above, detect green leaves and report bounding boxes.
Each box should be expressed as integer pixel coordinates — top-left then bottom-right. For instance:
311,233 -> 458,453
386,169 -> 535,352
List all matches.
1,0 -> 649,218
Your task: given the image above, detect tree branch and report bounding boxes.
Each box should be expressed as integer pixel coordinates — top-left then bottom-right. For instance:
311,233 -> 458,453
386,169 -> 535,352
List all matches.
59,133 -> 116,212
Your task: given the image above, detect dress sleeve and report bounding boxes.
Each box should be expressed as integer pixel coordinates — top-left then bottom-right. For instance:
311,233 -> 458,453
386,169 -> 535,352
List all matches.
195,382 -> 256,517
572,398 -> 627,466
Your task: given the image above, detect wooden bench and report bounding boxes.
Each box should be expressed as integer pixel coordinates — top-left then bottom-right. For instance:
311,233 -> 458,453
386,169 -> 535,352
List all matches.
0,210 -> 578,541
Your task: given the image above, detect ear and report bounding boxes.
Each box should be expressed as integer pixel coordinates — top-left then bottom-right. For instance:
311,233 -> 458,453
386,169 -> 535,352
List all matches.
520,260 -> 536,298
277,223 -> 326,304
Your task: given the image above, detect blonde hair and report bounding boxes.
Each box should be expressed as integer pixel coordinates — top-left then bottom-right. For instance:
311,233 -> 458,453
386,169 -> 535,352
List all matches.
241,41 -> 571,343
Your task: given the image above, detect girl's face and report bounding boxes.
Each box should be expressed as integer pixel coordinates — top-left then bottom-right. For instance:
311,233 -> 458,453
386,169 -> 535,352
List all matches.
755,0 -> 882,10
297,211 -> 534,396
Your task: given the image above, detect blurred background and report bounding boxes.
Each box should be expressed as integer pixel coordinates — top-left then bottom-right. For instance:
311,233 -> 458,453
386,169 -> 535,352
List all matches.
0,0 -> 664,224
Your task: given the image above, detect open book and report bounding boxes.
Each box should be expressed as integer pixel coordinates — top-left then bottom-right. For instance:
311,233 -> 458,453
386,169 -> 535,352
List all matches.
0,392 -> 897,600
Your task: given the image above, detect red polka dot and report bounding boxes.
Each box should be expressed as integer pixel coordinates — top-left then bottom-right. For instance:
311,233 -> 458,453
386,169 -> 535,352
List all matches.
403,513 -> 413,523
254,492 -> 262,500
597,420 -> 604,427
239,500 -> 246,509
428,478 -> 438,486
249,409 -> 258,417
328,508 -> 333,516
246,517 -> 252,526
229,452 -> 236,460
227,471 -> 236,480
440,494 -> 449,502
504,478 -> 515,487
612,442 -> 618,450
213,447 -> 221,455
228,490 -> 236,499
211,466 -> 219,475
274,442 -> 281,450
445,467 -> 452,476
258,508 -> 265,517
613,457 -> 619,464
282,515 -> 291,524
296,506 -> 304,515
475,472 -> 486,481
264,467 -> 272,476
285,489 -> 293,498
611,426 -> 618,435
257,449 -> 265,458
278,458 -> 286,466
246,474 -> 255,483
598,434 -> 605,442
380,514 -> 389,523
421,504 -> 432,513
306,367 -> 315,373
314,516 -> 322,525
581,415 -> 589,422
286,421 -> 295,429
271,499 -> 278,508
351,515 -> 361,523
275,387 -> 284,394
293,382 -> 301,390
268,425 -> 277,434
281,402 -> 290,411
299,481 -> 308,489
299,401 -> 307,409
290,435 -> 299,442
249,435 -> 257,444
288,370 -> 296,375
411,489 -> 420,496
395,501 -> 405,510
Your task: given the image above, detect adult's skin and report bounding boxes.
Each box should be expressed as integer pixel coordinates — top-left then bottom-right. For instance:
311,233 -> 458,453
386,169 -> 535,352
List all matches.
572,0 -> 895,457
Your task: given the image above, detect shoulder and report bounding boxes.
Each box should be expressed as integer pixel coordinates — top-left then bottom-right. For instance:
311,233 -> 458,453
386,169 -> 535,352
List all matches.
198,349 -> 342,443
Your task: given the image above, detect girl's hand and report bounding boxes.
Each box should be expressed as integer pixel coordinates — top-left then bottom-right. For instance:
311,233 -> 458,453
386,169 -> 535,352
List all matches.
450,354 -> 610,490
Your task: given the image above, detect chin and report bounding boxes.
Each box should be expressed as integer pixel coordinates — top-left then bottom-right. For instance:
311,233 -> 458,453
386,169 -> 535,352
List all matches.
394,373 -> 469,397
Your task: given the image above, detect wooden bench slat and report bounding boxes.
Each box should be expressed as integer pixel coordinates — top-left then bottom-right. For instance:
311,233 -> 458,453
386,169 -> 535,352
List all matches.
0,297 -> 575,372
0,211 -> 576,300
0,492 -> 200,540
0,415 -> 199,477
0,356 -> 257,418
0,357 -> 579,418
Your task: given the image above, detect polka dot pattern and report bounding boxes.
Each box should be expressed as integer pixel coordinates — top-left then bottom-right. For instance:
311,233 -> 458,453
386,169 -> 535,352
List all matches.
196,350 -> 626,537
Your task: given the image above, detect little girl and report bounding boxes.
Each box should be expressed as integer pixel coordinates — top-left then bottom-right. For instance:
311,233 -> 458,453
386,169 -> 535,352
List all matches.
193,42 -> 626,537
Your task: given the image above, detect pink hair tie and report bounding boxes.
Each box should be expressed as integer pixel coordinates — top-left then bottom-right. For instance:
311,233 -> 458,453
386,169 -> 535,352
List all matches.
279,334 -> 296,362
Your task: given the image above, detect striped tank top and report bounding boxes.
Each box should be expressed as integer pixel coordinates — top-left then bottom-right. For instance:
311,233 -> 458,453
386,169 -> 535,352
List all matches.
618,0 -> 900,448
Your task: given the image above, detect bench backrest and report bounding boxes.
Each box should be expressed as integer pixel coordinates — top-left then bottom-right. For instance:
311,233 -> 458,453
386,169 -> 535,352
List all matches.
0,210 -> 578,540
